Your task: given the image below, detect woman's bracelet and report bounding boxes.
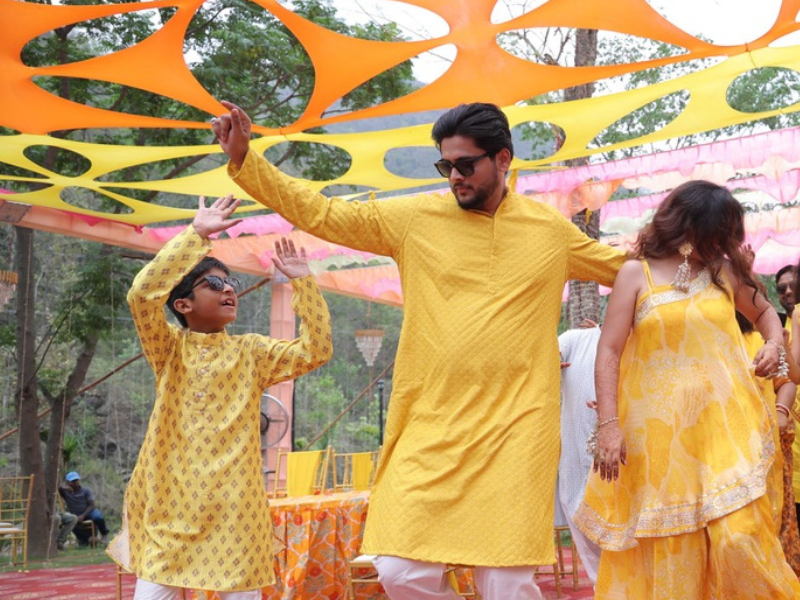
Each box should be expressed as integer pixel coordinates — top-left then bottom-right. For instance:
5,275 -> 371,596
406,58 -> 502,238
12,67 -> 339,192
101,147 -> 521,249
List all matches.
598,416 -> 619,428
776,403 -> 791,418
765,339 -> 789,380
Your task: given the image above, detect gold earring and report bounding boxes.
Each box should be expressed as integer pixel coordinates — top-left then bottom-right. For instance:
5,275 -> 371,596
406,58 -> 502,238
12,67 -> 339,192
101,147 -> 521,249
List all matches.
671,242 -> 693,292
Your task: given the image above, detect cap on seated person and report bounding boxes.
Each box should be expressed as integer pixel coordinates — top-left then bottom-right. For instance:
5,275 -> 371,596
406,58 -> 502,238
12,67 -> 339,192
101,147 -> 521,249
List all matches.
65,471 -> 80,482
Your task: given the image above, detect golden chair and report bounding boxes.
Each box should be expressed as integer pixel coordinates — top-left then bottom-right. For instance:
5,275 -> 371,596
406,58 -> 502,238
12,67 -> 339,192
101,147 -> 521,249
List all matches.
0,474 -> 34,569
533,526 -> 582,598
331,450 -> 379,492
554,525 -> 581,591
271,446 -> 331,498
346,555 -> 481,600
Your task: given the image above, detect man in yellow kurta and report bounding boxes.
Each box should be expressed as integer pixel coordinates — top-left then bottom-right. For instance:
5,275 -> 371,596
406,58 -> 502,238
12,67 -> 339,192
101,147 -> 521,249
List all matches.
213,102 -> 626,600
107,195 -> 332,599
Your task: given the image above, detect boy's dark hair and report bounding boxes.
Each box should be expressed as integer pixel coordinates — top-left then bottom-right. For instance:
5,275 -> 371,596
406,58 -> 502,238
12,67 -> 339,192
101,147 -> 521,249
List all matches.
431,103 -> 514,160
776,264 -> 795,285
167,257 -> 230,328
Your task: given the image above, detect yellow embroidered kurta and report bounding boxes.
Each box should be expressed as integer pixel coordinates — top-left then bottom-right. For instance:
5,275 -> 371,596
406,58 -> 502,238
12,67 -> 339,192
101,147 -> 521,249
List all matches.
575,268 -> 776,550
230,150 -> 626,566
106,226 -> 332,591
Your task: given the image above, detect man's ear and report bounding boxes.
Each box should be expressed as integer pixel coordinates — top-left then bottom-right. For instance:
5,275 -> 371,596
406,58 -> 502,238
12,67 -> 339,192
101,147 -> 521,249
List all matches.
172,298 -> 193,317
496,147 -> 512,174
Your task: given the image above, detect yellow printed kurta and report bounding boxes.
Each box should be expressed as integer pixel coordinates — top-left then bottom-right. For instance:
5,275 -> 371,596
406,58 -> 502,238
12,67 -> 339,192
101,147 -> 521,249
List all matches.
231,150 -> 626,566
575,265 -> 800,599
106,226 -> 332,591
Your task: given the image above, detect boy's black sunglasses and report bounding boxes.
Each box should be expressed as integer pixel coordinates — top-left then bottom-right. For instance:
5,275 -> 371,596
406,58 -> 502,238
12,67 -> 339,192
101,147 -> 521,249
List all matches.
191,275 -> 241,293
433,152 -> 490,178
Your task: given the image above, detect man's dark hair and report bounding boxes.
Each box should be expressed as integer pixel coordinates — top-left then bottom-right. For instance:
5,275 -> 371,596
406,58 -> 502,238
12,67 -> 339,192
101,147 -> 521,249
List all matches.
776,264 -> 795,285
167,256 -> 230,328
431,103 -> 514,160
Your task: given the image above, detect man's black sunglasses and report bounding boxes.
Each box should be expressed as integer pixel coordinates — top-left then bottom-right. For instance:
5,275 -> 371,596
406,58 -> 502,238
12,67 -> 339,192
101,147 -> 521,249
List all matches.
192,275 -> 241,293
777,282 -> 793,294
433,152 -> 490,178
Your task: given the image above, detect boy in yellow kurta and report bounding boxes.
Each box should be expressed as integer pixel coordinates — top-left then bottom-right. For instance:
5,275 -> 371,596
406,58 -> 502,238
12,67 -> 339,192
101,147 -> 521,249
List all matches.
213,102 -> 626,600
106,195 -> 332,599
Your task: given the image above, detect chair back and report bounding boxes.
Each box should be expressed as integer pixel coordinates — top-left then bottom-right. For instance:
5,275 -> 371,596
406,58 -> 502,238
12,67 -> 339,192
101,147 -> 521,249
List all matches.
0,474 -> 34,567
332,450 -> 379,492
0,475 -> 33,528
272,446 -> 331,498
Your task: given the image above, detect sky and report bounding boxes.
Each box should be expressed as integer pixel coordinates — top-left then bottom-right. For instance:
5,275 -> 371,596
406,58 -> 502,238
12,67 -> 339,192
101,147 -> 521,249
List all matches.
330,0 -> 793,83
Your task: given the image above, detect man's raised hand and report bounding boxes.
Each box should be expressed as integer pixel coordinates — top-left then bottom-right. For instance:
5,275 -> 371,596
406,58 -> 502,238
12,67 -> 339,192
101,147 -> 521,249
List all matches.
211,101 -> 252,168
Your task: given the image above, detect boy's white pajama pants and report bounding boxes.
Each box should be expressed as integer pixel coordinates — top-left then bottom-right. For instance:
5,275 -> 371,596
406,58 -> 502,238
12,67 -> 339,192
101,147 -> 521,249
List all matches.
132,579 -> 261,600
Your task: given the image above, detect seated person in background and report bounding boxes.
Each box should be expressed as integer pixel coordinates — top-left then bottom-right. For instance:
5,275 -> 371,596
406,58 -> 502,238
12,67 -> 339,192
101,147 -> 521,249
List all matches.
59,471 -> 110,546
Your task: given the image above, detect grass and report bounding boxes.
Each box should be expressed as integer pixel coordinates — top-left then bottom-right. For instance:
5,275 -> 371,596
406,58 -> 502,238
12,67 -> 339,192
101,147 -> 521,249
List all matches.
0,544 -> 114,574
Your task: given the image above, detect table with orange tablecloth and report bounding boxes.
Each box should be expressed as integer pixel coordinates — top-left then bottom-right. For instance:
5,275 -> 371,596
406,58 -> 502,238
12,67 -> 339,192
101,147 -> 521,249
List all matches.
265,490 -> 370,600
195,491 -> 371,600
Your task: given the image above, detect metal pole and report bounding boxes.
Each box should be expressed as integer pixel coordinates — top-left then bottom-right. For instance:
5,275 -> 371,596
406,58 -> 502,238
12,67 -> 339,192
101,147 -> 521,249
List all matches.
377,378 -> 385,446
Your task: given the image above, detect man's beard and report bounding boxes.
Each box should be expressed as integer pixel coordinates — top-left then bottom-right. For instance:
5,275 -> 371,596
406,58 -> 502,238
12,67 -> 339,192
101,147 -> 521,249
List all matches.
452,178 -> 500,212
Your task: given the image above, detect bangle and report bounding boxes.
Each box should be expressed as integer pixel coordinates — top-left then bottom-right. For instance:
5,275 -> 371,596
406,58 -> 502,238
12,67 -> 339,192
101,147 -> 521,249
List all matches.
776,403 -> 791,418
598,416 -> 619,428
765,339 -> 790,380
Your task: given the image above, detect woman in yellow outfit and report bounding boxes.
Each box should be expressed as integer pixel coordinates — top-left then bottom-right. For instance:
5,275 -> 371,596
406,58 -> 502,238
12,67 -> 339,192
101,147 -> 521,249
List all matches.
574,180 -> 800,599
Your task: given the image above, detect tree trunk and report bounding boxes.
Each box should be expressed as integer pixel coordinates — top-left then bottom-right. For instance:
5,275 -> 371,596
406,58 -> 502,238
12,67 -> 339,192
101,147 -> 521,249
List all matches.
43,335 -> 99,512
567,210 -> 602,326
15,225 -> 52,559
565,29 -> 602,328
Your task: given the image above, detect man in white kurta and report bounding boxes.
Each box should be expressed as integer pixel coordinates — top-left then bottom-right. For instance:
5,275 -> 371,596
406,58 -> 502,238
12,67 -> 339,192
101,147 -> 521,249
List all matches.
557,323 -> 603,582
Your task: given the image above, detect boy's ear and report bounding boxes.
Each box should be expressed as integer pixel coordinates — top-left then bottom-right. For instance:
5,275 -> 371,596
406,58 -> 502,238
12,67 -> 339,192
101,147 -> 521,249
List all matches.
172,298 -> 193,317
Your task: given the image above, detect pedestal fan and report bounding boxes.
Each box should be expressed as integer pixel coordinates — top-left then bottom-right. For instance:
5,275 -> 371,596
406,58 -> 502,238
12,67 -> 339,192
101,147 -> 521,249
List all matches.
260,393 -> 289,447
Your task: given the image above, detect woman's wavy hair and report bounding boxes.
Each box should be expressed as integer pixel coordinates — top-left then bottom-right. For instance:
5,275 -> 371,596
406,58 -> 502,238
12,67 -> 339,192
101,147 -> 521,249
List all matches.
634,180 -> 760,297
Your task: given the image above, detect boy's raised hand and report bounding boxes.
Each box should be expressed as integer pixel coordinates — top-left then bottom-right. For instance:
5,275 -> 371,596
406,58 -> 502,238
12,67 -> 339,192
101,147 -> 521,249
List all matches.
193,195 -> 242,239
272,237 -> 310,280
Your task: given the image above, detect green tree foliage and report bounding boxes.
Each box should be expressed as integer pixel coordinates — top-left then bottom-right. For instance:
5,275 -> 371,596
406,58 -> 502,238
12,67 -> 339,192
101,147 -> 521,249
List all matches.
293,293 -> 402,451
